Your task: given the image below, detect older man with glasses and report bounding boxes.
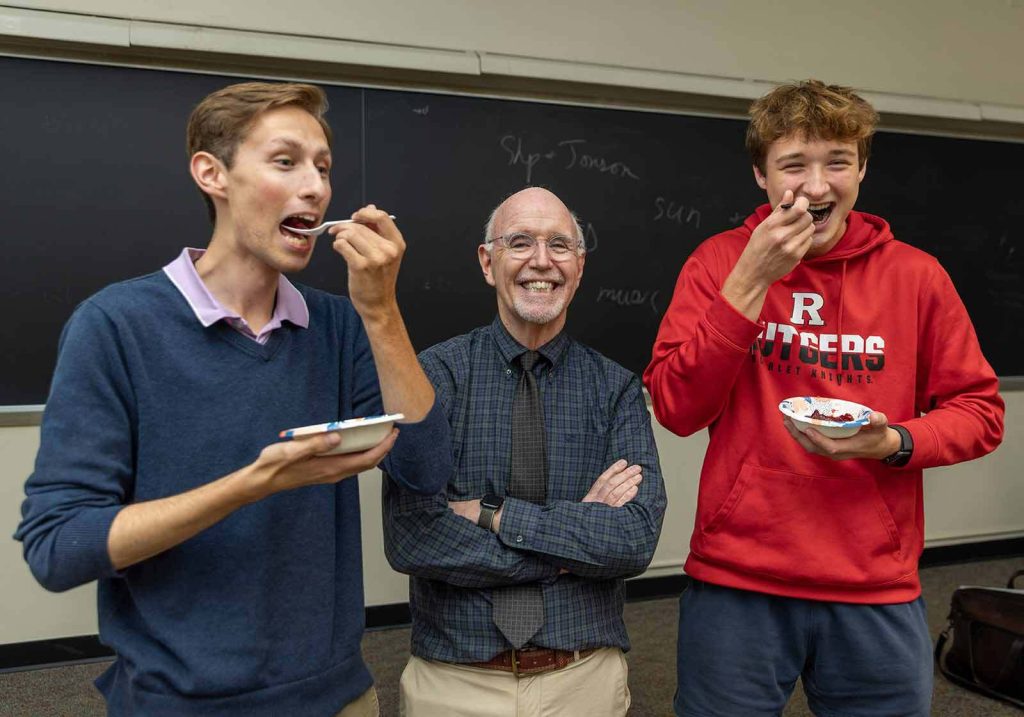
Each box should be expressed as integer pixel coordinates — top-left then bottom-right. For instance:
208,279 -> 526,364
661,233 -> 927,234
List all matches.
382,187 -> 666,716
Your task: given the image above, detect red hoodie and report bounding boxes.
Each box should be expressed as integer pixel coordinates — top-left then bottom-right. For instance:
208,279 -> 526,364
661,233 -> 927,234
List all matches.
644,206 -> 1004,603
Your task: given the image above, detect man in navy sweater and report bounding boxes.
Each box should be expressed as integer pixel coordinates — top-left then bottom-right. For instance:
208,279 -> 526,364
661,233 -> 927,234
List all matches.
15,82 -> 450,716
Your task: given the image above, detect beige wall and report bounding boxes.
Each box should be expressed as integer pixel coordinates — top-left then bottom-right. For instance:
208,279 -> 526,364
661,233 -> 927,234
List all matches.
4,395 -> 1022,644
1,0 -> 1022,646
2,2 -> 1024,122
2,0 -> 1023,105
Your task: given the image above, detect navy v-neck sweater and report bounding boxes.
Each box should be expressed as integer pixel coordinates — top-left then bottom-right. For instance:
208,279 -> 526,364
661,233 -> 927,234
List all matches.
16,271 -> 450,716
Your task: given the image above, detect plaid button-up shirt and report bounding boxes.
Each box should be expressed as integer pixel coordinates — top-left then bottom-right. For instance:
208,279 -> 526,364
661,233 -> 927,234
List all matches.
383,317 -> 666,662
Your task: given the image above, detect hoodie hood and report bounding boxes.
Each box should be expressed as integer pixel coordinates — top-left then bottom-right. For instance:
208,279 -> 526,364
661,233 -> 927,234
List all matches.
743,204 -> 893,263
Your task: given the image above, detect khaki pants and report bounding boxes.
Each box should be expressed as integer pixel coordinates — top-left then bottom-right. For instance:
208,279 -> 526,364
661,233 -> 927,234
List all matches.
335,686 -> 380,717
400,647 -> 630,717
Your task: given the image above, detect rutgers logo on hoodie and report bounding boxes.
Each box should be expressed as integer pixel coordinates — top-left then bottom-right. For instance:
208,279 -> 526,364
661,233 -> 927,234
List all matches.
753,291 -> 886,383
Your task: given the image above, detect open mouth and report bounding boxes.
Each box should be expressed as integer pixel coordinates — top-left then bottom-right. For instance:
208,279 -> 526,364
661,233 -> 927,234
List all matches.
280,214 -> 316,235
519,280 -> 560,293
807,203 -> 834,225
279,214 -> 318,250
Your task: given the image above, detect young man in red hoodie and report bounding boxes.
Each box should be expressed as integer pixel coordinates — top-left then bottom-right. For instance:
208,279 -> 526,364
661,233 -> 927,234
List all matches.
644,79 -> 1005,716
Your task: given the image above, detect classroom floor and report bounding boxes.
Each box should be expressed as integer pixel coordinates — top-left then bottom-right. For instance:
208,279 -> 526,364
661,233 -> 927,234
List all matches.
1,557 -> 1020,717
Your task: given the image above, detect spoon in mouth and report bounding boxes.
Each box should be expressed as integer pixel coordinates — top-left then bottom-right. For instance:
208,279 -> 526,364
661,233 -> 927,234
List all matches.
285,215 -> 397,237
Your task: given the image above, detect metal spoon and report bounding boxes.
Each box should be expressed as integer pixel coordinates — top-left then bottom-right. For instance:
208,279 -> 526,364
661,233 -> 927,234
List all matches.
285,215 -> 397,237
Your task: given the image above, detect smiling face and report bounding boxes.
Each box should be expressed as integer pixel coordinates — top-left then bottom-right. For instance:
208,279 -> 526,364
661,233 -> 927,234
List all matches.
203,105 -> 332,274
479,188 -> 585,346
754,134 -> 867,257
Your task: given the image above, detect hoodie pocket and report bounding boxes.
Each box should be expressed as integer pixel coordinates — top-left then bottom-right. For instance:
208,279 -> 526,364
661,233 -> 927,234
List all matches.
699,462 -> 904,586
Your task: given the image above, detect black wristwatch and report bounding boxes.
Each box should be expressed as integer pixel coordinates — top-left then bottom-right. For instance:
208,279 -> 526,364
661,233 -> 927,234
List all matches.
478,493 -> 505,532
882,425 -> 913,467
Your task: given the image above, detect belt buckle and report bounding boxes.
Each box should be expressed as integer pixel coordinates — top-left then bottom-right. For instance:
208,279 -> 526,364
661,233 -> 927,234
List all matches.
511,648 -> 521,677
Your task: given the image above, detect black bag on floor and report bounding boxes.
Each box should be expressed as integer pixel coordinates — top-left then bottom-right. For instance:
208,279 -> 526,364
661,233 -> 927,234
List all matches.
934,568 -> 1024,709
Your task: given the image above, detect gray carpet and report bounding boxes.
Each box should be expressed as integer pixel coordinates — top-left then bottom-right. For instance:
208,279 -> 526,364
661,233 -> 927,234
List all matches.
1,557 -> 1020,716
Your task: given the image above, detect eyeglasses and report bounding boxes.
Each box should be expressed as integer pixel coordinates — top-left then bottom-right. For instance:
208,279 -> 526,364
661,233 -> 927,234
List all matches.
487,232 -> 584,260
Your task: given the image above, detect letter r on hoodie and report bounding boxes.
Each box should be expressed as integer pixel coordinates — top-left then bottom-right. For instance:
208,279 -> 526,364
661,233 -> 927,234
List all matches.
790,293 -> 825,326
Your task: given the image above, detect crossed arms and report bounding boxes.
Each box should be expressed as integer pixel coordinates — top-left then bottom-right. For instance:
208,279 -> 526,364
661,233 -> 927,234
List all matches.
383,362 -> 667,588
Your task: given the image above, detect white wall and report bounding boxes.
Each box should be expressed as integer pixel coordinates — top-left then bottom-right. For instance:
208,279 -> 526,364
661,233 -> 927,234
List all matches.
3,395 -> 1022,644
2,2 -> 1024,122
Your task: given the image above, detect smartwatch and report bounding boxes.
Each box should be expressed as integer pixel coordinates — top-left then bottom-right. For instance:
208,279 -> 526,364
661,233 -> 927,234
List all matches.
882,425 -> 913,467
478,493 -> 505,532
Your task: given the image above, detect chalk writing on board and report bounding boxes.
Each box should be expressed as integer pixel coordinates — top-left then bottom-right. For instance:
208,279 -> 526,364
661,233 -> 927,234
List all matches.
412,106 -> 429,116
500,135 -> 543,183
730,212 -> 745,224
584,223 -> 599,253
557,140 -> 639,179
596,288 -> 662,315
653,197 -> 702,229
499,135 -> 639,183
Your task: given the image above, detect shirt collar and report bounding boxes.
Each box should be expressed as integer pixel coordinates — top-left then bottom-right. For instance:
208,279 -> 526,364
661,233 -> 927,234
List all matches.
162,248 -> 310,330
489,315 -> 570,369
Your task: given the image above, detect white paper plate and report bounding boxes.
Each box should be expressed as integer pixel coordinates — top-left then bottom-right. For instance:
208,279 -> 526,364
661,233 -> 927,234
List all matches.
778,396 -> 872,439
279,413 -> 404,455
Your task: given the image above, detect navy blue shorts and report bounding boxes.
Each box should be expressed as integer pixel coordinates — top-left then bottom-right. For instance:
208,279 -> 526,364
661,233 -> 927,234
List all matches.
675,580 -> 933,717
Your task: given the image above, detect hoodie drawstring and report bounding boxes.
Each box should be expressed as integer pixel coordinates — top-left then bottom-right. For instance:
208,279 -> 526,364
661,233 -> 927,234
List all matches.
837,260 -> 847,371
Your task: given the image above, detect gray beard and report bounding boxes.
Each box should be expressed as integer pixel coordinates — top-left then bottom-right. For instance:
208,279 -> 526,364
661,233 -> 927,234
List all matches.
512,294 -> 567,325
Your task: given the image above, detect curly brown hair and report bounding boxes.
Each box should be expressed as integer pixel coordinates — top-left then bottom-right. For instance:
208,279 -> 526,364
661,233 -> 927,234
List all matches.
746,79 -> 878,173
186,81 -> 332,223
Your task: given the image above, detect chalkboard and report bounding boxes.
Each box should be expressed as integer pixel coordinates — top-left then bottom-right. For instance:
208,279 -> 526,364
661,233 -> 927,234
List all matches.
2,56 -> 1021,406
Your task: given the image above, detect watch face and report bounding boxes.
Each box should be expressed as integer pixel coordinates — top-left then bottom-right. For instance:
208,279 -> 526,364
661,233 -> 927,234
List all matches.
481,494 -> 503,510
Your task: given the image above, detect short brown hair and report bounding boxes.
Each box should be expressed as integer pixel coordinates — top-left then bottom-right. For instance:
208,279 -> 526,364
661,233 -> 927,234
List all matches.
186,81 -> 332,222
746,79 -> 879,173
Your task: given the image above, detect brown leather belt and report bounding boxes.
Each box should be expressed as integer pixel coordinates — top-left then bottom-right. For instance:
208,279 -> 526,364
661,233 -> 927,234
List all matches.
469,647 -> 598,676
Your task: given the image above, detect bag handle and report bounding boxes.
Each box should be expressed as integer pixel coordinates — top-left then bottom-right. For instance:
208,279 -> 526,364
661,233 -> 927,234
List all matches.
969,626 -> 1024,692
935,620 -> 1024,710
1008,569 -> 1024,590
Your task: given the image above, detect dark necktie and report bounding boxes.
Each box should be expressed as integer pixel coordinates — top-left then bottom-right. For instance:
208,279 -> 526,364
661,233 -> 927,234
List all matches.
492,350 -> 547,648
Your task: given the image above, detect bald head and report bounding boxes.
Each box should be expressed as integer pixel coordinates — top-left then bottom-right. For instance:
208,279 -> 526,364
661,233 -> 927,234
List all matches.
484,188 -> 584,248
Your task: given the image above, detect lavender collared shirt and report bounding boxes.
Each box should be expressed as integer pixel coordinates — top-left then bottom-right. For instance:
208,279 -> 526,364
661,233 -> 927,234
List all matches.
162,248 -> 309,344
